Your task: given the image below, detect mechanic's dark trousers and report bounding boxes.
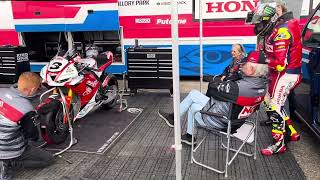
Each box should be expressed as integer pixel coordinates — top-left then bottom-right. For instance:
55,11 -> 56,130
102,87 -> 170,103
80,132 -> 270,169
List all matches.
0,144 -> 54,180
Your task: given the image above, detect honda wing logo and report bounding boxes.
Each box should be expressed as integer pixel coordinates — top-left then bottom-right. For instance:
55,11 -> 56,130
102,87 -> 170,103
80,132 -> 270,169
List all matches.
238,105 -> 255,119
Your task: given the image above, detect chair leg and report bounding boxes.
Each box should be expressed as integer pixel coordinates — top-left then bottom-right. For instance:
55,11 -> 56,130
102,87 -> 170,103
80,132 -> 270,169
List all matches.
221,142 -> 254,157
225,120 -> 231,178
254,112 -> 258,160
191,111 -> 225,174
191,113 -> 208,161
191,113 -> 195,163
220,121 -> 256,171
191,108 -> 259,178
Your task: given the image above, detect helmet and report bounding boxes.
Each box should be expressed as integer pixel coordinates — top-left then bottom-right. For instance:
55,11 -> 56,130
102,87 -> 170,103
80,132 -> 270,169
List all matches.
246,2 -> 278,36
116,46 -> 121,54
102,51 -> 113,62
85,44 -> 99,58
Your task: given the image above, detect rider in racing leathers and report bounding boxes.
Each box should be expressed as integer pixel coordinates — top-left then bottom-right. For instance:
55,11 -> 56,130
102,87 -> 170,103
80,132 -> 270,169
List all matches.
247,2 -> 302,155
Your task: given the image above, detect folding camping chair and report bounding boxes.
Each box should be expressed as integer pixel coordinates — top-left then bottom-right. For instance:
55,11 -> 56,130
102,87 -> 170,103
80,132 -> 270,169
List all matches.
191,104 -> 260,178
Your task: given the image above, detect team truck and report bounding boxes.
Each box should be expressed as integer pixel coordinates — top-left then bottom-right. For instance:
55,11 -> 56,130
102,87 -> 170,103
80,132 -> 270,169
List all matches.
291,1 -> 320,140
0,0 -> 315,76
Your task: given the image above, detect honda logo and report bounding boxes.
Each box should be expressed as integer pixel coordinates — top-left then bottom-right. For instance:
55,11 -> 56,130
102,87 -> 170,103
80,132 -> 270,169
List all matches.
194,0 -> 258,20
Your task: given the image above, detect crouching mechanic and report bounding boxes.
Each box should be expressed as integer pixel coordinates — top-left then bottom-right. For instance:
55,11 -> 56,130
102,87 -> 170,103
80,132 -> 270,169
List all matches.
247,2 -> 302,155
158,51 -> 268,145
0,72 -> 54,180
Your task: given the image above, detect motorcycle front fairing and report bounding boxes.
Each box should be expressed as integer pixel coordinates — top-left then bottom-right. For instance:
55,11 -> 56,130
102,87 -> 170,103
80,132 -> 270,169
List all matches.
40,57 -> 81,87
37,50 -> 120,146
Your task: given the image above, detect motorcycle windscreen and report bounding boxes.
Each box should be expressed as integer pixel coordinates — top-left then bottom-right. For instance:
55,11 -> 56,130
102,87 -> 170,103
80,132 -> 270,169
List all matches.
12,0 -> 119,32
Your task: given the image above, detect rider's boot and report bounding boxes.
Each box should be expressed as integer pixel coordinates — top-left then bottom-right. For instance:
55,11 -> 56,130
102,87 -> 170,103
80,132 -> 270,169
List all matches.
260,101 -> 274,126
263,101 -> 301,141
261,111 -> 287,156
284,116 -> 300,141
261,111 -> 273,126
261,133 -> 286,156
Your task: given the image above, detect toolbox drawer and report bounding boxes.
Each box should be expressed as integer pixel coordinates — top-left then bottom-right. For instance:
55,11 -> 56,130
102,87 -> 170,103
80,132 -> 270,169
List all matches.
127,48 -> 172,91
0,46 -> 30,84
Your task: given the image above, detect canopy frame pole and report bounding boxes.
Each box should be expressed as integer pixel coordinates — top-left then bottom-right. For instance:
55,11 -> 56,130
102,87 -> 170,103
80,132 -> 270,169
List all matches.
171,0 -> 182,180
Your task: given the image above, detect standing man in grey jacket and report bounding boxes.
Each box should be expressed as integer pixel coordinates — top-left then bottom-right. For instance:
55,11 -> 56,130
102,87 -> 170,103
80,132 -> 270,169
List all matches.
0,72 -> 54,180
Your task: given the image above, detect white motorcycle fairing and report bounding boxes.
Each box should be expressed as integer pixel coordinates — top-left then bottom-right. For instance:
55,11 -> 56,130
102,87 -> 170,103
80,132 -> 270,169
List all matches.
40,57 -> 82,86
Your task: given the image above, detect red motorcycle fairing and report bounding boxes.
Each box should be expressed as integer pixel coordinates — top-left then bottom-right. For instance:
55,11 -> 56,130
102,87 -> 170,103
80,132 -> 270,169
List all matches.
66,73 -> 100,107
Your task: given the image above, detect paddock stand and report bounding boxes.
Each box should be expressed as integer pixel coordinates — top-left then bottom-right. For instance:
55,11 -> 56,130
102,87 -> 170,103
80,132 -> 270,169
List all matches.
116,72 -> 130,112
117,92 -> 128,112
37,125 -> 77,164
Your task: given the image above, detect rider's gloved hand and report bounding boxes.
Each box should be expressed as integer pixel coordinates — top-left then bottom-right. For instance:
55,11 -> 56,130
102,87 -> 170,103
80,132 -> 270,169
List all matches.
275,64 -> 285,72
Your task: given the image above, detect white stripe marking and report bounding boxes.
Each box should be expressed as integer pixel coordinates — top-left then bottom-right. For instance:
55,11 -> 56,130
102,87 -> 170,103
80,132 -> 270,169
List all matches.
123,36 -> 257,45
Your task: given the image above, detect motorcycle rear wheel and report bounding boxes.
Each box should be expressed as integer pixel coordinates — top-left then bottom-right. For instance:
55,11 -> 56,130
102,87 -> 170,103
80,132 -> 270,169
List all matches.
40,100 -> 71,144
102,76 -> 119,110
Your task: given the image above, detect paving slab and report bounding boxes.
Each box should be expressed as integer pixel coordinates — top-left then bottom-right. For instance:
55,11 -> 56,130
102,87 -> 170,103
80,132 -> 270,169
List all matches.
12,91 -> 307,180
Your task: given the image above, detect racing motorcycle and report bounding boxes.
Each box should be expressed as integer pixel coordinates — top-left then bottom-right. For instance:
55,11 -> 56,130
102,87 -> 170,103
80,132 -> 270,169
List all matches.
37,49 -> 121,146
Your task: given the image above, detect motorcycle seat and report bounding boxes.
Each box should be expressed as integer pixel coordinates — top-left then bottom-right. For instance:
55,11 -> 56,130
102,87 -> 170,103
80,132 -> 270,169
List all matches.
78,57 -> 98,69
96,54 -> 111,68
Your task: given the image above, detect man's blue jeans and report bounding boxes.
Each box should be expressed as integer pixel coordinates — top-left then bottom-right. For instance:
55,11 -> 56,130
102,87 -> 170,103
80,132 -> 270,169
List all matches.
180,90 -> 211,135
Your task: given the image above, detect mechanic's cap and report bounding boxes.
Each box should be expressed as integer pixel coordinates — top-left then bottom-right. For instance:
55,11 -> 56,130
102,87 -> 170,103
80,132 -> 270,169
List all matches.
243,50 -> 267,64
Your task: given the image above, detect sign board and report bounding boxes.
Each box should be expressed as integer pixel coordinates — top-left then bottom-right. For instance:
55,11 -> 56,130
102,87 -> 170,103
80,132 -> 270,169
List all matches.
194,0 -> 258,20
194,0 -> 310,21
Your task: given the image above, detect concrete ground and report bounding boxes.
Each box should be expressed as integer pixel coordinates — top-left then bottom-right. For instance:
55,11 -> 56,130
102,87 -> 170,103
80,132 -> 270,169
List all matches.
15,85 -> 306,179
289,125 -> 320,180
177,80 -> 320,180
121,79 -> 320,179
2,79 -> 319,179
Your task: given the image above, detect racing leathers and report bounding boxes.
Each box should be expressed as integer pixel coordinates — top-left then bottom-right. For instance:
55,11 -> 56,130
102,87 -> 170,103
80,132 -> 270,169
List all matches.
261,12 -> 302,155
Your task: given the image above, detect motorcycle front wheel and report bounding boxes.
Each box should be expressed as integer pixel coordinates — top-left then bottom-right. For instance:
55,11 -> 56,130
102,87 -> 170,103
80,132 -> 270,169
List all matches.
40,99 -> 71,144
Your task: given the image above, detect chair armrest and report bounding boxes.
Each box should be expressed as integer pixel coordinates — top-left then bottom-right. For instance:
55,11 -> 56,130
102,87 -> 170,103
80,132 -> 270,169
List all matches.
199,110 -> 229,124
199,110 -> 246,125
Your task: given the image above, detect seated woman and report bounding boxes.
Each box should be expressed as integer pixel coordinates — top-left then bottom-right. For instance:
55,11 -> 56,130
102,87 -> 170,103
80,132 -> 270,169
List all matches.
158,51 -> 268,145
220,43 -> 246,81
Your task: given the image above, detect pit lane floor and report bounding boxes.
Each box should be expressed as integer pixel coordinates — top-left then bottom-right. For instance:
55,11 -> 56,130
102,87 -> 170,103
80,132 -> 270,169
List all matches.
8,81 -> 319,180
